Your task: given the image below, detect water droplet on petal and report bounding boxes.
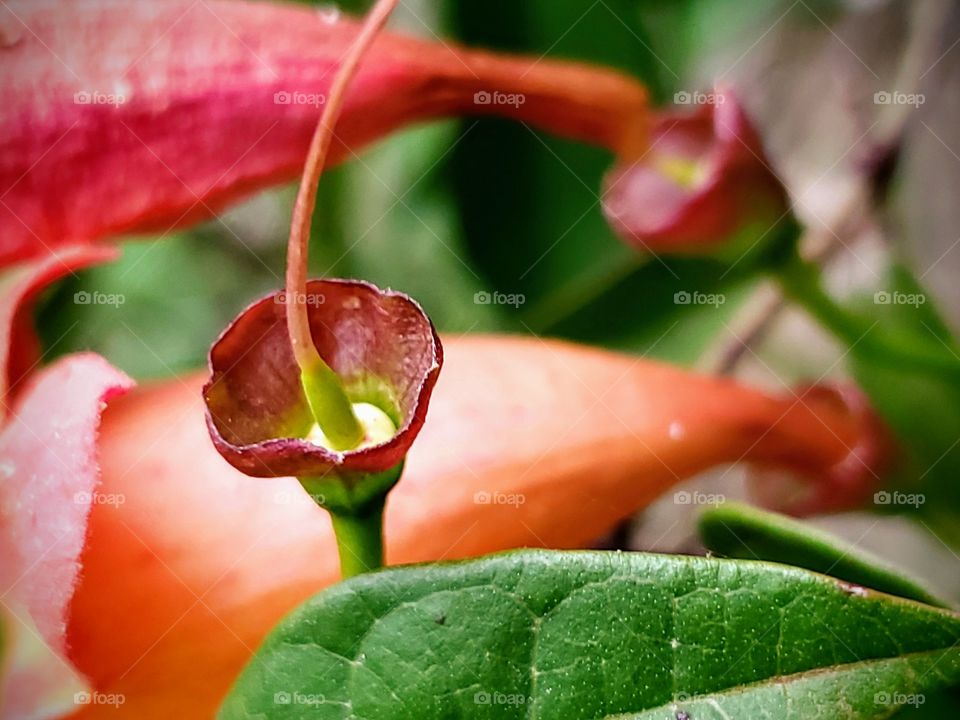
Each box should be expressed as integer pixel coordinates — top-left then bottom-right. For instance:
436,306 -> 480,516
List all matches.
317,4 -> 341,24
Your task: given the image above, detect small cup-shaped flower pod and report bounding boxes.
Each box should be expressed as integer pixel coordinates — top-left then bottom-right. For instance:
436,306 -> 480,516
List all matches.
603,88 -> 790,257
203,279 -> 442,510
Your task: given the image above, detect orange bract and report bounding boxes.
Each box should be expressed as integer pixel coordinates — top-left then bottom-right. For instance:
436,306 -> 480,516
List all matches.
62,336 -> 880,718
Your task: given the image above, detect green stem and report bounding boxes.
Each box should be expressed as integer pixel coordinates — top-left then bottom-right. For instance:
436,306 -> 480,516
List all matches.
774,249 -> 960,378
286,0 -> 402,452
328,502 -> 385,579
300,363 -> 363,451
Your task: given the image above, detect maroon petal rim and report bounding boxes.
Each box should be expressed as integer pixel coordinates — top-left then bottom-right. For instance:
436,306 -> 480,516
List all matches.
602,89 -> 788,252
203,279 -> 442,478
747,382 -> 894,515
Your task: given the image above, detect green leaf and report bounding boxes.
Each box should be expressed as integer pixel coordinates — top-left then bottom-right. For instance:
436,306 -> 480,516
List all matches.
890,687 -> 960,719
698,502 -> 949,608
220,550 -> 960,719
619,654 -> 950,719
845,264 -> 960,548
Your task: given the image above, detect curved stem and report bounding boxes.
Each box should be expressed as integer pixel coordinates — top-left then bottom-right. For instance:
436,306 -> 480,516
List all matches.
710,289 -> 785,376
329,502 -> 385,579
285,0 -> 401,450
710,204 -> 861,376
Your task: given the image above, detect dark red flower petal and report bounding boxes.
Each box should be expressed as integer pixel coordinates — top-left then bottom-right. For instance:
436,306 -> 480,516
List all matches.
203,279 -> 442,478
603,89 -> 789,253
747,382 -> 894,515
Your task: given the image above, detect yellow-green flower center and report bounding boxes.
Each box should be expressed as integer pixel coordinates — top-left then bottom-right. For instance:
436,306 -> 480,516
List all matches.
305,402 -> 396,451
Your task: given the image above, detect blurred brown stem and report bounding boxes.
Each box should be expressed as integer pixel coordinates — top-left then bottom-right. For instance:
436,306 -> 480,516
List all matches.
709,190 -> 873,376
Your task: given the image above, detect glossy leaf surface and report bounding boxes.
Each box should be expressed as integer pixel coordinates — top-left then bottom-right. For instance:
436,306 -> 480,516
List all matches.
699,502 -> 948,608
221,550 -> 960,719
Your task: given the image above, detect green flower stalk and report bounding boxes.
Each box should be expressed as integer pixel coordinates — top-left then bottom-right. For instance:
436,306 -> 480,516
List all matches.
204,0 -> 443,579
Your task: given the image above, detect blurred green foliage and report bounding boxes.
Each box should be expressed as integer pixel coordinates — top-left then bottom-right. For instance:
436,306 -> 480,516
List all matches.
845,265 -> 960,547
